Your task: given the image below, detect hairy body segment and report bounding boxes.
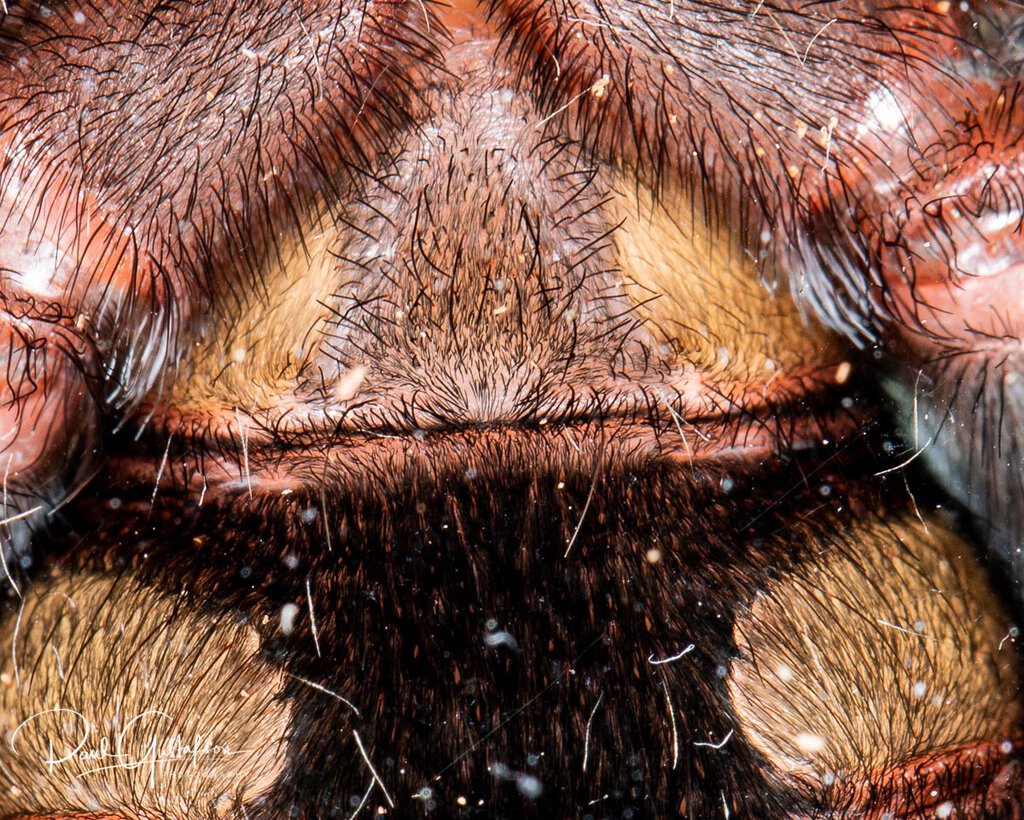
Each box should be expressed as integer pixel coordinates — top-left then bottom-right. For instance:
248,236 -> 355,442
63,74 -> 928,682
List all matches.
0,1 -> 1022,817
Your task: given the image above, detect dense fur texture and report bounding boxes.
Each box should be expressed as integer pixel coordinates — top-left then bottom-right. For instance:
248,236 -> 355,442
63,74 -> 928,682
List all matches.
49,431 -> 1013,818
0,1 -> 1023,817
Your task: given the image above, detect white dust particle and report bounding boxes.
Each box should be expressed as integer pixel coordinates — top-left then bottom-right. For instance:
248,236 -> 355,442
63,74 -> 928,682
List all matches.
279,602 -> 299,636
794,733 -> 827,754
517,774 -> 543,799
333,365 -> 367,402
484,630 -> 519,650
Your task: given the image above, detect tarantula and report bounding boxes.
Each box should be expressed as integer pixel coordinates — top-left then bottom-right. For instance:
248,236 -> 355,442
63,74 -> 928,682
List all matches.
0,0 -> 1021,816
